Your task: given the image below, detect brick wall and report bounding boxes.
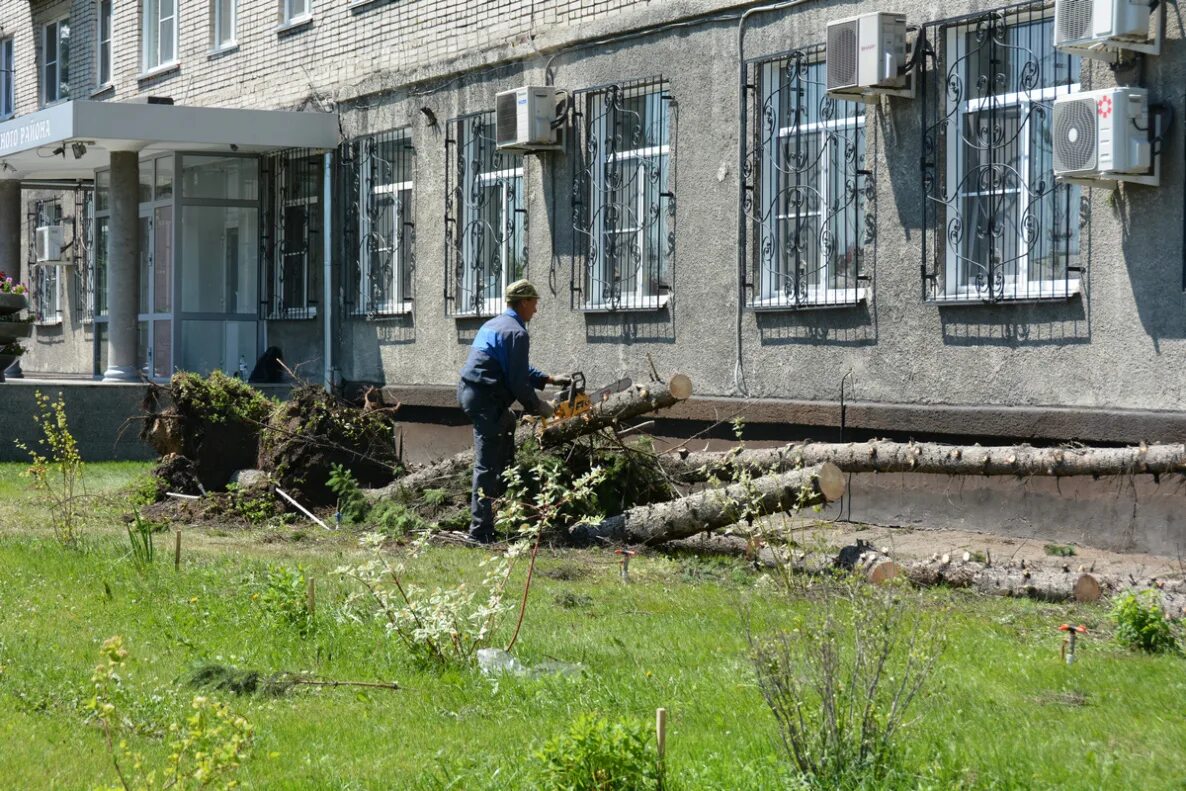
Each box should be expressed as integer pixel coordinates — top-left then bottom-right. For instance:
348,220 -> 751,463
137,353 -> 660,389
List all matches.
2,0 -> 709,117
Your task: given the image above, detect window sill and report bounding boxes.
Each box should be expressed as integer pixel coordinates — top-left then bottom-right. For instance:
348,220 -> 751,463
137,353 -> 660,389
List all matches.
138,62 -> 181,82
90,84 -> 115,99
750,289 -> 867,311
276,16 -> 314,35
349,0 -> 392,12
580,294 -> 671,313
932,283 -> 1081,305
352,303 -> 413,319
34,318 -> 63,328
208,43 -> 239,59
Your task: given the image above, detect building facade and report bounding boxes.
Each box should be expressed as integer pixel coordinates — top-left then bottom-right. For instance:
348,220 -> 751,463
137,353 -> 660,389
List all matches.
0,0 -> 1184,448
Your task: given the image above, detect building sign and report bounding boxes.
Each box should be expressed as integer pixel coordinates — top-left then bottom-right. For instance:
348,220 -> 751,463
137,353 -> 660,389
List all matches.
0,106 -> 70,158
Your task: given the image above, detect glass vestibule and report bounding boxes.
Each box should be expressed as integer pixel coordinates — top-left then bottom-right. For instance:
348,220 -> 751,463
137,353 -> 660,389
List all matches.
94,152 -> 262,379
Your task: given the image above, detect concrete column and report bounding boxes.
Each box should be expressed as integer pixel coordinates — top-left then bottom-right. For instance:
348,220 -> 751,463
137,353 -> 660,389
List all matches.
0,180 -> 23,379
103,151 -> 141,382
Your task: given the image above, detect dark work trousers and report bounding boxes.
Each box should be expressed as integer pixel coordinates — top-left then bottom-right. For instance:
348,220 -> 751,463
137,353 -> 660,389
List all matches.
458,381 -> 517,541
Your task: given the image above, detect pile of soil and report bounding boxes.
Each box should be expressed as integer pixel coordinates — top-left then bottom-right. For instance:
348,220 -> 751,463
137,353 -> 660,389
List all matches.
258,385 -> 402,505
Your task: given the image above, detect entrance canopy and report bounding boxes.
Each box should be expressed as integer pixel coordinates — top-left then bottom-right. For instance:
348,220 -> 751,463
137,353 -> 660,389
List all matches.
0,100 -> 339,181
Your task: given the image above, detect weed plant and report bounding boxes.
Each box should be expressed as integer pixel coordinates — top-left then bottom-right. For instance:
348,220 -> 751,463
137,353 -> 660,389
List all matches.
535,713 -> 660,791
1111,590 -> 1180,654
16,391 -> 85,546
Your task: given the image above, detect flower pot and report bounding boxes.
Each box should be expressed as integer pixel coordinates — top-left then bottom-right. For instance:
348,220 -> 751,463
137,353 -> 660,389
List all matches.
0,292 -> 28,316
0,319 -> 32,345
0,352 -> 16,383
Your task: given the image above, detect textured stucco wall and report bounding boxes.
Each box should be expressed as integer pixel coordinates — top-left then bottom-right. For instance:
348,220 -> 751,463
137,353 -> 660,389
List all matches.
3,0 -> 1185,420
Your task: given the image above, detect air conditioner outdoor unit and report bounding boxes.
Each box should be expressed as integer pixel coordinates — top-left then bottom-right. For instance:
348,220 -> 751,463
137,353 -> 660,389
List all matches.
34,225 -> 63,264
1053,87 -> 1151,183
1054,0 -> 1153,57
495,86 -> 564,152
826,12 -> 909,99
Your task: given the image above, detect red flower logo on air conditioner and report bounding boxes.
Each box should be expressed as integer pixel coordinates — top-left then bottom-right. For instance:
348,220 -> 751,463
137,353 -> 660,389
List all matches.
1097,96 -> 1113,119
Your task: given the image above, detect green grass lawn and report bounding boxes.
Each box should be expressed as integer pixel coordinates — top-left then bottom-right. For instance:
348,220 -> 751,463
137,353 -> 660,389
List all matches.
1,462 -> 1185,789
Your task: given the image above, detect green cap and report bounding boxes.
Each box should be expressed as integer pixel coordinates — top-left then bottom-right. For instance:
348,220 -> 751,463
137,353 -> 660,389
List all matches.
505,279 -> 540,301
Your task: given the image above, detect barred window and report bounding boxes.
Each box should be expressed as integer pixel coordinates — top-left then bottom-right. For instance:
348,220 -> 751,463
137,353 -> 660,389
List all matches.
74,189 -> 97,323
445,111 -> 526,317
572,78 -> 673,311
341,130 -> 415,317
29,200 -> 62,325
743,49 -> 871,309
921,7 -> 1084,302
261,150 -> 321,319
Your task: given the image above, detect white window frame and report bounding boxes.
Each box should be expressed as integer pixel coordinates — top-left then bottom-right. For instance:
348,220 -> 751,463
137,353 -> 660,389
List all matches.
358,139 -> 413,316
97,0 -> 113,87
586,89 -> 670,311
754,59 -> 866,309
280,0 -> 312,28
941,20 -> 1081,302
212,0 -> 237,51
142,0 -> 179,74
0,38 -> 13,119
42,18 -> 70,107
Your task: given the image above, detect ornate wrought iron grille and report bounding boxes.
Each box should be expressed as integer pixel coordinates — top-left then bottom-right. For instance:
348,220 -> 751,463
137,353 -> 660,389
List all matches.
260,149 -> 322,319
742,47 -> 872,309
920,4 -> 1086,302
444,111 -> 526,317
28,199 -> 62,324
74,188 -> 96,322
570,77 -> 674,311
340,130 -> 416,317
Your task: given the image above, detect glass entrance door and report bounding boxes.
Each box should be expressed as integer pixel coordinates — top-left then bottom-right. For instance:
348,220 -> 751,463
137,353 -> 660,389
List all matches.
138,204 -> 173,379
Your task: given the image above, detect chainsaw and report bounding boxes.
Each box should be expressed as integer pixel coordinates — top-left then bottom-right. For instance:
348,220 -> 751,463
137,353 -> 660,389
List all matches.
543,372 -> 632,425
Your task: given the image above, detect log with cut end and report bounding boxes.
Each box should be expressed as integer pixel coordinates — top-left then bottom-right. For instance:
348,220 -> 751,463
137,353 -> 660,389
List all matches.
663,440 -> 1186,482
569,462 -> 845,546
370,374 -> 694,497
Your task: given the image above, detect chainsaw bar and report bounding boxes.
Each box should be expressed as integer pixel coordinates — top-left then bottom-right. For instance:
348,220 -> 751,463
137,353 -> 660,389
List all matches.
589,377 -> 633,404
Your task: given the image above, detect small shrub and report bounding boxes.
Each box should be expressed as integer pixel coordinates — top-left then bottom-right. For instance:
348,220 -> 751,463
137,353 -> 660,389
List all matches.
535,713 -> 660,791
226,483 -> 281,527
256,564 -> 314,637
129,473 -> 167,506
125,508 -> 162,570
369,500 -> 426,536
422,487 -> 449,509
328,463 -> 369,524
16,391 -> 85,546
1112,590 -> 1179,654
747,577 -> 944,787
89,636 -> 253,791
1044,543 -> 1076,558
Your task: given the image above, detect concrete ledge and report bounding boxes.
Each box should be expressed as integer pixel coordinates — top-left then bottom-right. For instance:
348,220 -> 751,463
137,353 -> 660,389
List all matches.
368,384 -> 1186,446
0,381 -> 155,462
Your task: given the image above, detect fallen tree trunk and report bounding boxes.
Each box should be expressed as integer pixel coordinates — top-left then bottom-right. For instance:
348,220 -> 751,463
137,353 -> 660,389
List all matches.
663,440 -> 1186,482
372,374 -> 693,497
569,462 -> 845,546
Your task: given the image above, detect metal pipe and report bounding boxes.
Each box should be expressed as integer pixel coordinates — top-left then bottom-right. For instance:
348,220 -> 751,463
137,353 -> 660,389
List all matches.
322,151 -> 334,392
735,0 -> 820,396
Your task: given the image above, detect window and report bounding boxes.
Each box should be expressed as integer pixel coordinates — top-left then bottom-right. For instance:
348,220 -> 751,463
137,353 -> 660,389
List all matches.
572,79 -> 673,311
342,131 -> 415,316
281,0 -> 311,26
143,0 -> 178,72
744,50 -> 870,308
213,0 -> 236,49
95,1 -> 113,87
42,18 -> 70,105
261,151 -> 321,319
87,176 -> 109,322
921,6 -> 1083,302
30,200 -> 63,325
444,111 -> 525,317
0,38 -> 13,118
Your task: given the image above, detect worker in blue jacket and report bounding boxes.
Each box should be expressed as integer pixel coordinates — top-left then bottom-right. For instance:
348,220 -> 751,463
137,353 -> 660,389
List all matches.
457,279 -> 569,543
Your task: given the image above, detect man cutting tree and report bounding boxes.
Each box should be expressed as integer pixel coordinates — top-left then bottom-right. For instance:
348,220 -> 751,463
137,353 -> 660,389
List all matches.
457,280 -> 569,543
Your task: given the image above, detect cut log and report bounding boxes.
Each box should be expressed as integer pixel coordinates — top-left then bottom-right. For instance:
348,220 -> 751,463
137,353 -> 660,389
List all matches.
569,462 -> 845,546
371,374 -> 694,497
663,440 -> 1186,482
